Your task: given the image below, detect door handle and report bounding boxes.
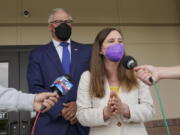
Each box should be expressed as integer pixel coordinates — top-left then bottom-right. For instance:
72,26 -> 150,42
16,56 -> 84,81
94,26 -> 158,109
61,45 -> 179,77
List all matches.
21,120 -> 30,134
21,120 -> 28,129
9,121 -> 19,135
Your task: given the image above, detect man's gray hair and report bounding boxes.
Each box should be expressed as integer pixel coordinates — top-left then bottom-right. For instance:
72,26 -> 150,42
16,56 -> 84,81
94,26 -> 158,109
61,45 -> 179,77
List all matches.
48,8 -> 73,24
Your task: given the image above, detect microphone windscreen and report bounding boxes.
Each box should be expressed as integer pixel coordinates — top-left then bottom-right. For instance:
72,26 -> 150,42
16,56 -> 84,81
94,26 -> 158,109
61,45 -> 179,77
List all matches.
64,74 -> 72,82
121,56 -> 137,69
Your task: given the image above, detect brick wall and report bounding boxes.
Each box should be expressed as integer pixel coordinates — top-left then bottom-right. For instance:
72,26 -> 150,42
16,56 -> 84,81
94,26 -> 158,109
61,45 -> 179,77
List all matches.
145,118 -> 180,135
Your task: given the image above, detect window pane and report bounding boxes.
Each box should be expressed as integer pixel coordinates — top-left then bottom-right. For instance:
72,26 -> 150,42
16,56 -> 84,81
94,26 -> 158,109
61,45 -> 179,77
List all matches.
0,63 -> 8,87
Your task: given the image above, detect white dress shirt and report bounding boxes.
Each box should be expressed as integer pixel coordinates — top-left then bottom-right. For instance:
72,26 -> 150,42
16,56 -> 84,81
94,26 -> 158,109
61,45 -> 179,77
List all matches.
52,39 -> 71,62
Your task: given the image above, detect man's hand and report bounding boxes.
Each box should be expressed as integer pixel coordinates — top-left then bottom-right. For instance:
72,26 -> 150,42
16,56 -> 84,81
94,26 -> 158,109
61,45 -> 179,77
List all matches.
33,92 -> 59,112
61,101 -> 78,124
69,116 -> 78,125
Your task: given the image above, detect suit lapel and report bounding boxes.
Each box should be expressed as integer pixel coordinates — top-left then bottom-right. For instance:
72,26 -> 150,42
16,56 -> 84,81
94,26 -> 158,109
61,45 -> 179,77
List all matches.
46,41 -> 64,75
70,41 -> 79,75
46,41 -> 80,76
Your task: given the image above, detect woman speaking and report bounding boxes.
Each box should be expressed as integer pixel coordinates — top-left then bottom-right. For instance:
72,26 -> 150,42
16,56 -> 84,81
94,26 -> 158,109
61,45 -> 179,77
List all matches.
76,28 -> 155,135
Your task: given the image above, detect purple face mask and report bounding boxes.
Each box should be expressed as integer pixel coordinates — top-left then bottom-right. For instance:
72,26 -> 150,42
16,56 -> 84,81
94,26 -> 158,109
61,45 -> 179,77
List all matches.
105,43 -> 124,62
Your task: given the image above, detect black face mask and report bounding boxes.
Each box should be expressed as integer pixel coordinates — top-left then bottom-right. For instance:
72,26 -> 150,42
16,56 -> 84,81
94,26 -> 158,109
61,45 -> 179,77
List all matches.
55,23 -> 72,41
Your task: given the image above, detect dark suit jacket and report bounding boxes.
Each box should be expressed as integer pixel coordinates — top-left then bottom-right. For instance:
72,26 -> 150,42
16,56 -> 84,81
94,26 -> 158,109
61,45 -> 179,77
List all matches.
27,41 -> 91,135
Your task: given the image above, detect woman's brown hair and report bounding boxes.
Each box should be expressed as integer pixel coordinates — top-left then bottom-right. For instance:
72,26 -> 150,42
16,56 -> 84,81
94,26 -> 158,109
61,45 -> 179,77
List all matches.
90,28 -> 138,98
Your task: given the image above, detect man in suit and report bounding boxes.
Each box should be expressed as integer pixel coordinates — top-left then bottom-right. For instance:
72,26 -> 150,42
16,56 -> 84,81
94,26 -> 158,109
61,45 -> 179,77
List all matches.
27,8 -> 91,135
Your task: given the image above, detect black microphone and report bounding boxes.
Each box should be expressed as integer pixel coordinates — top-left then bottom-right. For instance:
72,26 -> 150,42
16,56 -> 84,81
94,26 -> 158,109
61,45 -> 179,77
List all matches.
121,56 -> 138,69
121,56 -> 153,83
40,74 -> 73,111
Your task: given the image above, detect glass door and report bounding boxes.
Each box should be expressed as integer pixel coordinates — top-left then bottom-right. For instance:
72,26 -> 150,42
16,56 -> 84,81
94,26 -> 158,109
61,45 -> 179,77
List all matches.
0,46 -> 38,135
0,63 -> 9,135
0,51 -> 19,135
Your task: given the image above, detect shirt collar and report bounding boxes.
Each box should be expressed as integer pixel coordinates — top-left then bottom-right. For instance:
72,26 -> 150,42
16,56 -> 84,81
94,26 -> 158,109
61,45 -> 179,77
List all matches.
52,39 -> 71,48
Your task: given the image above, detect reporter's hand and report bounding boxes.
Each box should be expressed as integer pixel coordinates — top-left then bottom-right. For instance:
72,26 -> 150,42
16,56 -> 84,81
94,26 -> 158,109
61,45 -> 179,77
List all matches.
134,65 -> 160,85
61,101 -> 77,124
33,92 -> 59,112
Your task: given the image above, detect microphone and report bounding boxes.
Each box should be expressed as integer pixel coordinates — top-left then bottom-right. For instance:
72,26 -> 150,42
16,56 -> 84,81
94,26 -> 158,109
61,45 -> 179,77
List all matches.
121,56 -> 153,83
40,74 -> 73,111
121,58 -> 170,135
50,74 -> 73,96
121,56 -> 138,69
